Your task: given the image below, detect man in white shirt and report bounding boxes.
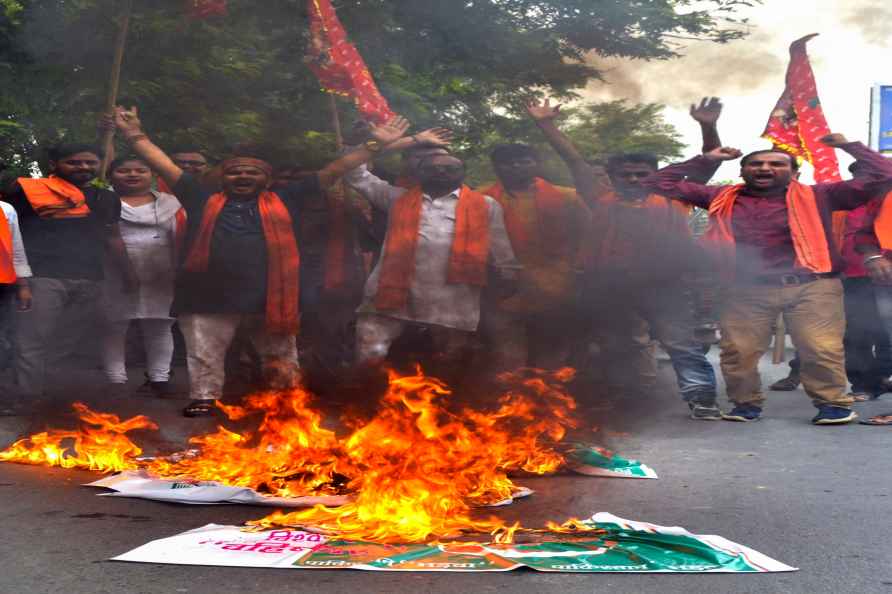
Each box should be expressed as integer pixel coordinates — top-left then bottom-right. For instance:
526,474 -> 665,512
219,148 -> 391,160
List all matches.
346,153 -> 520,365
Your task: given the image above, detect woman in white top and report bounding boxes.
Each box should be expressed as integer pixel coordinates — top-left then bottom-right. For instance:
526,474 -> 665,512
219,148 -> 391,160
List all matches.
104,156 -> 183,395
1,200 -> 32,402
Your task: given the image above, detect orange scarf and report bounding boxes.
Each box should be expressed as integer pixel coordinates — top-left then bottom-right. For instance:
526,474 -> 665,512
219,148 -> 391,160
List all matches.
872,191 -> 892,251
704,181 -> 833,281
0,207 -> 15,283
18,176 -> 91,219
376,185 -> 490,311
183,192 -> 300,334
483,178 -> 569,258
581,192 -> 691,269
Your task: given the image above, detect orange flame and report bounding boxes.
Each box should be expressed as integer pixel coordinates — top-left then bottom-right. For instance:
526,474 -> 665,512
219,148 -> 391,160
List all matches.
1,367 -> 582,543
0,402 -> 157,472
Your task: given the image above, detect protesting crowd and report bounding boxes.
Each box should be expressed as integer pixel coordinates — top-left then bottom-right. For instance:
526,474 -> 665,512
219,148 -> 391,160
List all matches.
1,91 -> 892,427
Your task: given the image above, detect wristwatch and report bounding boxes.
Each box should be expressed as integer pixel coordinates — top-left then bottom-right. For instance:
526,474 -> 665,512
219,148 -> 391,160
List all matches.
364,139 -> 382,153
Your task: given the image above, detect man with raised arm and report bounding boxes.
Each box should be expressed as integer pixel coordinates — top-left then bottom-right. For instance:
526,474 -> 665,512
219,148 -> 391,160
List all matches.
530,98 -> 723,419
349,152 -> 519,367
643,134 -> 892,425
477,109 -> 589,371
114,106 -> 411,417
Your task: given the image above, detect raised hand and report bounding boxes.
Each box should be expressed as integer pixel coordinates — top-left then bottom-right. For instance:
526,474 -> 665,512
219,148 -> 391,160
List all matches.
704,146 -> 743,162
114,106 -> 143,137
820,133 -> 849,148
690,97 -> 723,126
527,98 -> 562,121
413,127 -> 454,147
369,115 -> 411,145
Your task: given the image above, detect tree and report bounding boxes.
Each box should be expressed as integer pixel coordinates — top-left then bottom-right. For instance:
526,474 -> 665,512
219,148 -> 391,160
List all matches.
0,0 -> 755,178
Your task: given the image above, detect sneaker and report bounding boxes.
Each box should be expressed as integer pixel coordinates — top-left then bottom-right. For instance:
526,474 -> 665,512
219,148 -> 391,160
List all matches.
769,375 -> 800,391
689,401 -> 723,420
722,405 -> 762,422
811,405 -> 858,425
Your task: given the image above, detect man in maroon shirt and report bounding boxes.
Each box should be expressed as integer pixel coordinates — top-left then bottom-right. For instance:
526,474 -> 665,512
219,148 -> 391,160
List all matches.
643,134 -> 892,424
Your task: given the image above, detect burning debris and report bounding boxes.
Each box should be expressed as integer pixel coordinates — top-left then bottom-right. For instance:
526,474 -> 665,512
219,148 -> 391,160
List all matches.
0,367 -> 618,543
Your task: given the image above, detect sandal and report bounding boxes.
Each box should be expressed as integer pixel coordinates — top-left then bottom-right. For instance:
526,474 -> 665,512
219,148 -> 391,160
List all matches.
859,413 -> 892,426
183,400 -> 217,418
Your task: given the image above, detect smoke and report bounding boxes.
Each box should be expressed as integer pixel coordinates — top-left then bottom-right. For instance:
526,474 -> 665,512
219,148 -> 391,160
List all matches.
843,1 -> 892,46
581,30 -> 785,109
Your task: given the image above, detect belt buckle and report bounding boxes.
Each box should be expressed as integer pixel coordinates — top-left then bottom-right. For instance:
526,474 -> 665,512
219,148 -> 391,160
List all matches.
780,274 -> 800,286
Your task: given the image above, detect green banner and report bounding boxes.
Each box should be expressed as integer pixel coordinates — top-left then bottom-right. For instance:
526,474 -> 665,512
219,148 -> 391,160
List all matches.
114,514 -> 796,573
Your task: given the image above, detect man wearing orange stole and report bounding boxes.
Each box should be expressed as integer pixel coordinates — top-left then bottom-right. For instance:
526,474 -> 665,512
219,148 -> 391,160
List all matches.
643,134 -> 892,424
478,141 -> 588,371
114,106 -> 411,416
350,152 -> 519,366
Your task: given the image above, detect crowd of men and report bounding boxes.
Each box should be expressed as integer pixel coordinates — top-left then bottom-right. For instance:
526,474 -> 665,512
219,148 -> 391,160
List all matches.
1,96 -> 892,426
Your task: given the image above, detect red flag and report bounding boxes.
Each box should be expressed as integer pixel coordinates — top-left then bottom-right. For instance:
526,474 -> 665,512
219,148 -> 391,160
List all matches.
187,0 -> 227,19
762,34 -> 841,183
305,0 -> 395,124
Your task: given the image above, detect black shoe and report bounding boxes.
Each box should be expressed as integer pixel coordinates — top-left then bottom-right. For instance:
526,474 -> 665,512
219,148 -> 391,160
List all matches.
770,375 -> 800,391
722,404 -> 762,422
812,405 -> 857,425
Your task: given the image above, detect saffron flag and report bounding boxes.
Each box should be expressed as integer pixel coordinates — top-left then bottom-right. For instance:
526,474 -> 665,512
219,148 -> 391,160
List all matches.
187,0 -> 227,19
762,34 -> 841,183
305,0 -> 395,124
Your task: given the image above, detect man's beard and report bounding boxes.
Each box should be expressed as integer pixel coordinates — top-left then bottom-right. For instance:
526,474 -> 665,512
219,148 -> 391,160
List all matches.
422,180 -> 462,197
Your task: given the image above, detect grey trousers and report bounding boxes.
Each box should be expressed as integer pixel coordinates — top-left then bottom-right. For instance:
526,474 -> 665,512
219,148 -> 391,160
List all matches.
178,313 -> 299,400
15,277 -> 102,397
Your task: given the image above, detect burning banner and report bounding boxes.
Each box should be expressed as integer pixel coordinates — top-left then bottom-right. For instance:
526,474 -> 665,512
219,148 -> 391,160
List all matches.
305,0 -> 395,124
1,368 -> 647,542
0,367 -> 795,574
762,33 -> 841,183
113,516 -> 796,573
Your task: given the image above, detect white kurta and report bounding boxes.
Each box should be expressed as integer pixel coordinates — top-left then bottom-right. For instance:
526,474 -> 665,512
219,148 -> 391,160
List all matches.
345,165 -> 520,332
104,192 -> 182,321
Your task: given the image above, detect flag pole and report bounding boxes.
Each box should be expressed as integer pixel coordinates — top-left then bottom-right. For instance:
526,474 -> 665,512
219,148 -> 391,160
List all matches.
328,93 -> 344,150
99,0 -> 135,180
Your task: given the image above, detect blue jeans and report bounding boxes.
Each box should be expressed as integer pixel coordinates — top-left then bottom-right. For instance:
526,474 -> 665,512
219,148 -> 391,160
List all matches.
594,286 -> 718,403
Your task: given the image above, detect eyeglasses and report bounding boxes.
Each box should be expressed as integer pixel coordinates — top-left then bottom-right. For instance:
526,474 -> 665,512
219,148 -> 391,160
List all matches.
175,160 -> 208,167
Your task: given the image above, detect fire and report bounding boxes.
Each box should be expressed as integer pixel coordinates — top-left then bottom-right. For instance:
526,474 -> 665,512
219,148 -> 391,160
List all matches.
0,402 -> 157,473
1,367 -> 583,543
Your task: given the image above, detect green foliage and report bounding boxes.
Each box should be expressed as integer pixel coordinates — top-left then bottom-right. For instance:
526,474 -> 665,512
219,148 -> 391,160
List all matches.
464,100 -> 687,186
0,0 -> 754,178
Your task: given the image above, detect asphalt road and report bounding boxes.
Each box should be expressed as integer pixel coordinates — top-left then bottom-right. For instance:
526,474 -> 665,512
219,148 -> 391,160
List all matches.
1,352 -> 890,594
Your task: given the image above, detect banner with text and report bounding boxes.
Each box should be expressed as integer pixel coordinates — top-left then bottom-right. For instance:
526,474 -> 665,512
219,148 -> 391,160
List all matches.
114,514 -> 796,573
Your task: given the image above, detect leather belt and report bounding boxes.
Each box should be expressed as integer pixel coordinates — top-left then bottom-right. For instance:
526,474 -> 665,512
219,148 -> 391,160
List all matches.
750,273 -> 838,286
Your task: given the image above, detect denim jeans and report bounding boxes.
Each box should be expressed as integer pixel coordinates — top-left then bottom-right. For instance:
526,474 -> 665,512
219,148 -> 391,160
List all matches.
592,286 -> 718,403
